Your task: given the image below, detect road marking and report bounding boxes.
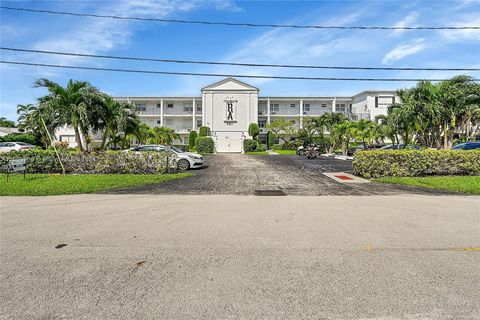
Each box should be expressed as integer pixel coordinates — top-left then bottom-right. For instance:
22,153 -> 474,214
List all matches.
364,244 -> 373,252
454,247 -> 480,251
323,172 -> 370,184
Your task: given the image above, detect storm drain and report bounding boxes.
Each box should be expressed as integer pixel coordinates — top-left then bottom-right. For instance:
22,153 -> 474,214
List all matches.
254,189 -> 286,196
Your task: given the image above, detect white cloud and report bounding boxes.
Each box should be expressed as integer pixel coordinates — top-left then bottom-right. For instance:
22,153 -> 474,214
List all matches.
393,11 -> 419,34
439,15 -> 480,41
381,38 -> 427,64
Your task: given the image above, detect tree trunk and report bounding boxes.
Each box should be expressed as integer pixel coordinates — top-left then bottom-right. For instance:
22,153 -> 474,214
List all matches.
100,128 -> 108,150
443,121 -> 448,150
73,125 -> 84,151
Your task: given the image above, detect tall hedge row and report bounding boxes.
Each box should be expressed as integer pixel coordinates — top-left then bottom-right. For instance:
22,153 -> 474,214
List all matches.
0,150 -> 173,174
353,150 -> 480,178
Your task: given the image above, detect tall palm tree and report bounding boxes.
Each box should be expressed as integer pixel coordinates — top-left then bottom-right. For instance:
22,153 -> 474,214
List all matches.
16,103 -> 54,147
99,95 -> 139,149
354,119 -> 376,148
34,78 -> 102,151
331,121 -> 355,155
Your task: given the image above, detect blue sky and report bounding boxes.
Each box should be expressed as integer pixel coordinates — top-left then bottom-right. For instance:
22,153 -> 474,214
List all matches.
1,0 -> 479,122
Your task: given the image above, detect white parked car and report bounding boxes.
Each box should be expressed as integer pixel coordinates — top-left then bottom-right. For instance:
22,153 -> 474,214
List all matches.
0,142 -> 35,153
127,145 -> 204,170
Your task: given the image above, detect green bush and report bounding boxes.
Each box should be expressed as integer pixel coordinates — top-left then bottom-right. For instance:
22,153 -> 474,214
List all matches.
199,126 -> 211,137
0,149 -> 172,174
0,133 -> 41,146
195,137 -> 214,153
256,144 -> 267,152
281,141 -> 302,150
243,139 -> 257,152
266,131 -> 274,149
248,123 -> 260,140
188,131 -> 197,150
353,150 -> 480,178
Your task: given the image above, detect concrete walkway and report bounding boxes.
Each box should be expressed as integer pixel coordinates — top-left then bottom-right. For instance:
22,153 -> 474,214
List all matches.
1,194 -> 479,319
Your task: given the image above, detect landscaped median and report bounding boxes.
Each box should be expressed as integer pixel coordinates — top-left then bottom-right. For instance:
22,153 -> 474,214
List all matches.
353,149 -> 480,194
0,149 -> 192,196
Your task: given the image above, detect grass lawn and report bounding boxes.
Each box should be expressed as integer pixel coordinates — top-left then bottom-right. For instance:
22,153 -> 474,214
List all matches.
0,173 -> 192,196
373,176 -> 480,195
274,150 -> 297,155
245,151 -> 269,155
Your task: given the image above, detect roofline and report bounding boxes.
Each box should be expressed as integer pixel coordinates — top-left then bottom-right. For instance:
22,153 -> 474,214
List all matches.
201,77 -> 259,91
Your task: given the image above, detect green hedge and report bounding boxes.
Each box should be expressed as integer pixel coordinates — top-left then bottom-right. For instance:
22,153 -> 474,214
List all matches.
195,137 -> 214,153
243,139 -> 257,152
198,126 -> 211,137
353,150 -> 480,178
0,150 -> 172,174
172,144 -> 189,152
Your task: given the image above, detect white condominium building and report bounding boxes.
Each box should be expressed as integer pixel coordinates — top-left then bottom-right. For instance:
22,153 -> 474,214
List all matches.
114,77 -> 397,152
57,77 -> 398,152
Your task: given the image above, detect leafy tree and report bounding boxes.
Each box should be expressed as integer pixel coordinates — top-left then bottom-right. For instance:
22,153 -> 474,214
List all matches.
331,121 -> 356,155
248,123 -> 260,140
354,119 -> 376,148
152,127 -> 180,145
0,117 -> 15,127
266,118 -> 295,144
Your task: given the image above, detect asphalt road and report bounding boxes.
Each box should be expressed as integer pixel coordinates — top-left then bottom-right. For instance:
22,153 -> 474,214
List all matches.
111,154 -> 450,196
1,194 -> 479,319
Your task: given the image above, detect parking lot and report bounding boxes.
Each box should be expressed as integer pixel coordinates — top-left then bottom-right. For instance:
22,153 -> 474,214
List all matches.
112,154 -> 450,196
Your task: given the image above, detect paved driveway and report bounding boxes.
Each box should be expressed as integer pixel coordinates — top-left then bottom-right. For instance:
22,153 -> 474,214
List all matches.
112,154 -> 451,196
2,194 -> 479,319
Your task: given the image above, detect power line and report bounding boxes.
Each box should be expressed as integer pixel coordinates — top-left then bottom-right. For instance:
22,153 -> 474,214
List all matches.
2,47 -> 479,72
1,6 -> 479,30
2,60 -> 478,82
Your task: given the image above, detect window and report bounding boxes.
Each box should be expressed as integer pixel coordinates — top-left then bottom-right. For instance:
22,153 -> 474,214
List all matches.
258,120 -> 267,128
183,103 -> 193,112
375,97 -> 379,108
196,104 -> 202,112
167,103 -> 174,109
271,103 -> 280,112
196,119 -> 202,128
156,103 -> 161,108
336,104 -> 346,112
290,103 -> 296,108
136,103 -> 146,112
156,120 -> 161,125
303,103 -> 310,111
392,96 -> 396,104
321,103 -> 327,108
60,135 -> 76,143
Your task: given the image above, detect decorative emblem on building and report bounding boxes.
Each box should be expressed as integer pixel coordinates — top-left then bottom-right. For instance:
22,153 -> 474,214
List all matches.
224,96 -> 237,124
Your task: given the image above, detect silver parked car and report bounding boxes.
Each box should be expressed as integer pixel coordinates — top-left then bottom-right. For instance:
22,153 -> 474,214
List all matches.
0,142 -> 35,153
127,145 -> 204,170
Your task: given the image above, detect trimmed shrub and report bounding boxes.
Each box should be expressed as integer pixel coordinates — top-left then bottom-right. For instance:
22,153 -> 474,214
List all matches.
188,131 -> 198,150
243,139 -> 257,152
256,144 -> 267,152
0,149 -> 172,174
266,131 -> 274,149
248,123 -> 260,140
353,150 -> 480,178
0,133 -> 41,146
199,126 -> 211,137
195,137 -> 214,153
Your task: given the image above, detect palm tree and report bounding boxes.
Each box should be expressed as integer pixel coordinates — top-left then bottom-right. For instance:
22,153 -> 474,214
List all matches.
331,121 -> 355,155
98,95 -> 139,149
34,78 -> 102,151
152,127 -> 180,145
354,119 -> 376,148
16,103 -> 54,147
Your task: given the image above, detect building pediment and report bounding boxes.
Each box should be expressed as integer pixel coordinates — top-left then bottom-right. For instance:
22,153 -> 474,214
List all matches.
201,77 -> 259,92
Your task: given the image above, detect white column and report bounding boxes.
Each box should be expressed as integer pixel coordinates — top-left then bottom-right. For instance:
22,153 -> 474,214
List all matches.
267,97 -> 271,124
192,97 -> 196,130
201,93 -> 206,126
332,98 -> 336,113
160,99 -> 164,127
299,99 -> 304,129
247,93 -> 251,126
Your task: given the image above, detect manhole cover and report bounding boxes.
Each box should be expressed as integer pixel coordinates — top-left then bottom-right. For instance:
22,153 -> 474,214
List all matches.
254,190 -> 286,196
